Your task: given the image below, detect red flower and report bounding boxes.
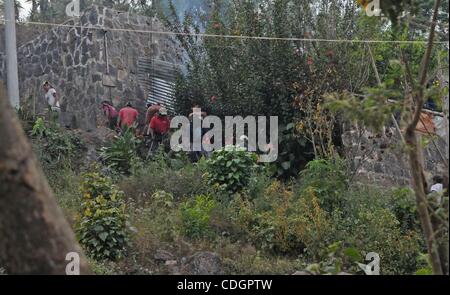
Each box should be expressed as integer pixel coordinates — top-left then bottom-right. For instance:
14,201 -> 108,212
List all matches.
307,58 -> 313,66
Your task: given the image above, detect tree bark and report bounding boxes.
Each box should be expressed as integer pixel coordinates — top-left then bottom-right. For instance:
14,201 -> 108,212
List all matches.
0,82 -> 91,275
404,0 -> 445,275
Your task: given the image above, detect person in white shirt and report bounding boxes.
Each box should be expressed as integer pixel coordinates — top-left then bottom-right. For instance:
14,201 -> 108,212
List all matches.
431,176 -> 444,193
43,81 -> 60,112
430,175 -> 444,205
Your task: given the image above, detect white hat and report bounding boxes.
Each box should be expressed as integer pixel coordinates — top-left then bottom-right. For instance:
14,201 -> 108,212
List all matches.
159,107 -> 168,116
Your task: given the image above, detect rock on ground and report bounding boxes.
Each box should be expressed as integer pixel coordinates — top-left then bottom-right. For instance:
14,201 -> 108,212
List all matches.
181,252 -> 223,275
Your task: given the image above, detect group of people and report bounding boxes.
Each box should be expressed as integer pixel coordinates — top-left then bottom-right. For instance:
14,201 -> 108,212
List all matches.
101,101 -> 171,141
42,80 -> 207,156
42,81 -> 172,142
101,100 -> 211,161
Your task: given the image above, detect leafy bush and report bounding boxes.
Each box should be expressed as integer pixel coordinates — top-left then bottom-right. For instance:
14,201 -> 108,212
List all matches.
76,172 -> 129,261
100,127 -> 141,175
225,167 -> 424,274
228,181 -> 330,255
296,158 -> 348,212
247,167 -> 273,200
302,241 -> 365,275
205,146 -> 258,195
152,191 -> 175,209
328,206 -> 422,275
31,117 -> 84,165
180,195 -> 217,239
270,123 -> 313,179
389,187 -> 419,232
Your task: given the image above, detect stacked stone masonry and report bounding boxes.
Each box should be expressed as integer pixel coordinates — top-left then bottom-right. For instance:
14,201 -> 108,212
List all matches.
0,6 -> 183,131
342,124 -> 448,187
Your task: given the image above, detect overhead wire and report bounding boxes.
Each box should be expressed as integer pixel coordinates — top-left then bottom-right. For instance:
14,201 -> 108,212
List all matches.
0,19 -> 448,45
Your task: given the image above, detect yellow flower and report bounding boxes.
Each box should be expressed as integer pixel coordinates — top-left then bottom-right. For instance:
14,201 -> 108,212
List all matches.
84,208 -> 92,217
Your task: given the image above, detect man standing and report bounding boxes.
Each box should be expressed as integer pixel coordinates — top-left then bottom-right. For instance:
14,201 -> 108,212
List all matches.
430,175 -> 445,205
43,81 -> 60,122
148,107 -> 171,139
431,175 -> 444,194
117,102 -> 139,130
146,102 -> 162,123
188,104 -> 208,161
144,102 -> 161,134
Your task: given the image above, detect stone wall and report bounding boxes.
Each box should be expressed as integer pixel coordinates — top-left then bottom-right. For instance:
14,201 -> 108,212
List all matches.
0,26 -> 4,53
0,52 -> 5,84
1,6 -> 183,131
343,123 -> 448,187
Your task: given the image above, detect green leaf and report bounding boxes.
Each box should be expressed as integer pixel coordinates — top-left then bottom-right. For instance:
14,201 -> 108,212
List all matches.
99,232 -> 108,242
415,268 -> 432,275
344,247 -> 363,262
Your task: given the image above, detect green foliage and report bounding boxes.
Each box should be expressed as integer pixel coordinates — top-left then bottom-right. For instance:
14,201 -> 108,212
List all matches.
415,254 -> 433,275
296,158 -> 348,212
325,90 -> 401,133
128,191 -> 180,262
180,195 -> 217,239
330,206 -> 422,275
166,0 -> 370,120
16,100 -> 36,131
228,181 -> 330,255
226,165 -> 424,274
205,146 -> 258,195
390,187 -> 419,232
271,123 -> 313,179
152,191 -> 175,209
31,117 -> 84,165
31,117 -> 46,137
164,0 -> 376,168
100,127 -> 141,175
303,241 -> 364,275
119,159 -> 208,203
77,172 -> 129,261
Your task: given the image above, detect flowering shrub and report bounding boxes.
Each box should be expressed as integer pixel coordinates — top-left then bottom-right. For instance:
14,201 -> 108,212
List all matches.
76,172 -> 129,261
31,117 -> 84,164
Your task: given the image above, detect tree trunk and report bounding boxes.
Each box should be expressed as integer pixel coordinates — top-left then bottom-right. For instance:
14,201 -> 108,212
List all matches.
404,0 -> 447,275
405,129 -> 443,274
30,0 -> 38,21
0,82 -> 91,275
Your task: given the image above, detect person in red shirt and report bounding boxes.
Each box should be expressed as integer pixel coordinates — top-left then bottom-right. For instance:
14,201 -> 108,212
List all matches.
148,107 -> 171,139
145,103 -> 162,124
144,102 -> 161,134
118,102 -> 139,129
101,101 -> 119,130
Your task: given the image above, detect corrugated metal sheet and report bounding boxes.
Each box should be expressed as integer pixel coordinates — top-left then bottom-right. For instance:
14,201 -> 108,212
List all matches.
138,57 -> 178,113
